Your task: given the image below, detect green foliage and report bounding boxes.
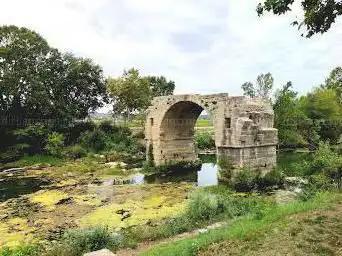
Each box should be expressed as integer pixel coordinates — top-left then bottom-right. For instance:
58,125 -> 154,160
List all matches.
325,66 -> 342,102
142,192 -> 341,256
185,190 -> 222,221
233,168 -> 261,192
45,132 -> 65,157
62,121 -> 96,145
0,245 -> 39,256
241,72 -> 274,101
257,0 -> 342,38
47,226 -> 122,256
65,144 -> 87,159
0,25 -> 107,120
145,76 -> 175,97
81,129 -> 108,153
217,155 -> 234,182
195,132 -> 215,150
150,160 -> 202,173
13,124 -> 50,154
273,82 -> 307,147
107,68 -> 151,120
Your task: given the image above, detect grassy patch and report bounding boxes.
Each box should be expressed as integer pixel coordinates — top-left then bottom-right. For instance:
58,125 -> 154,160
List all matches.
195,120 -> 213,128
141,192 -> 341,256
1,155 -> 67,169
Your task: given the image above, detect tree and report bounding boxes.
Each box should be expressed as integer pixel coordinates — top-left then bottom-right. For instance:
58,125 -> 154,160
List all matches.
257,0 -> 342,38
107,68 -> 151,120
145,76 -> 175,97
273,82 -> 307,146
241,72 -> 274,101
324,66 -> 342,102
0,25 -> 107,119
301,88 -> 342,144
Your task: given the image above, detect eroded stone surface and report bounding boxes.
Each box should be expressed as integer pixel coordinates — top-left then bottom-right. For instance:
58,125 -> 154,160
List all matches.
145,94 -> 278,169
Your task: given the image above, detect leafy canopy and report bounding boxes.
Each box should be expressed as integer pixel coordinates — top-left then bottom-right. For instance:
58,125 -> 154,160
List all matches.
257,0 -> 342,37
0,25 -> 107,119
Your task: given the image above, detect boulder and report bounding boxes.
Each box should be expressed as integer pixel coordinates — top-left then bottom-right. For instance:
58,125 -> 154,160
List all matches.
83,249 -> 115,256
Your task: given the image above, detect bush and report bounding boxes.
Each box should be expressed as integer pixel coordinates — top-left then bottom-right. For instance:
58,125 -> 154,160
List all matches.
80,129 -> 109,153
65,144 -> 87,159
0,245 -> 39,256
13,124 -> 50,155
45,132 -> 65,157
62,121 -> 96,145
256,168 -> 285,190
47,226 -> 123,256
98,120 -> 114,133
217,156 -> 234,182
232,168 -> 260,192
195,132 -> 215,150
185,190 -> 222,221
298,174 -> 334,201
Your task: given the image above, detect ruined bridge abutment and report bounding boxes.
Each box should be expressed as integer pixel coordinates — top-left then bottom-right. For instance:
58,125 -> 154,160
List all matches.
145,93 -> 278,169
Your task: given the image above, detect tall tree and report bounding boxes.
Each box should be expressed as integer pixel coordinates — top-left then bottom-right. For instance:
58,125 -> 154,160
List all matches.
241,72 -> 274,101
0,25 -> 107,119
324,66 -> 342,102
257,0 -> 342,38
107,68 -> 151,120
145,76 -> 175,97
273,82 -> 306,146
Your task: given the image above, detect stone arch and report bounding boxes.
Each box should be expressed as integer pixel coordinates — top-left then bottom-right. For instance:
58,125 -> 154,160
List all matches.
145,94 -> 278,168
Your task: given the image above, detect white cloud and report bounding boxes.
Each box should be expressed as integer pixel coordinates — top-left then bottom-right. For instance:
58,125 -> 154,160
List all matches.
1,0 -> 342,98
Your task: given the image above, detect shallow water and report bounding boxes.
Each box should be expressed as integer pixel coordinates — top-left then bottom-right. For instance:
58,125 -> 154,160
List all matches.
0,174 -> 50,202
0,152 -> 311,202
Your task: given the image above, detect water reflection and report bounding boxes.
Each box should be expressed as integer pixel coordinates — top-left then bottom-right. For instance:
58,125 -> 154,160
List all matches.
137,154 -> 218,187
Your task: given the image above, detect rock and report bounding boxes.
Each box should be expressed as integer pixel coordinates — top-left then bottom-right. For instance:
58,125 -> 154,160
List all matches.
207,222 -> 225,230
275,190 -> 298,204
2,167 -> 26,173
115,209 -> 130,215
197,228 -> 208,233
83,249 -> 116,256
56,197 -> 73,205
121,211 -> 131,221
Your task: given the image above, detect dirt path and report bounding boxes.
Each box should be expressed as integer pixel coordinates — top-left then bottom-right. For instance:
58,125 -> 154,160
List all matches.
116,222 -> 228,256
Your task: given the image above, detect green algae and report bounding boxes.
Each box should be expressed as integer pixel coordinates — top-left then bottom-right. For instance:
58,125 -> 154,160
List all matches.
29,190 -> 69,208
0,217 -> 35,247
79,196 -> 186,228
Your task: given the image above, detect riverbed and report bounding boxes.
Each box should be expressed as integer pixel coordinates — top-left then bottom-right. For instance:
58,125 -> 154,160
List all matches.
0,152 -> 310,247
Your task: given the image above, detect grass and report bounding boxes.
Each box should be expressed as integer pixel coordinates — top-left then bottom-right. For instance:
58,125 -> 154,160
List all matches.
195,119 -> 213,127
1,155 -> 67,169
141,191 -> 342,256
123,186 -> 270,244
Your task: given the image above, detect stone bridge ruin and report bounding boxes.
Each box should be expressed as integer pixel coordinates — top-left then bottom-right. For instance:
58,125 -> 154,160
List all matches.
145,93 -> 278,169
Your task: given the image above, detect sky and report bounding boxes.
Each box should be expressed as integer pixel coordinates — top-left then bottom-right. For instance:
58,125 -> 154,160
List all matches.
1,0 -> 342,100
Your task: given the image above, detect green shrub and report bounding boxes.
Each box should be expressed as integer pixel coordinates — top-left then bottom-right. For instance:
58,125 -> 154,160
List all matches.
66,144 -> 87,159
217,156 -> 234,182
80,129 -> 109,153
13,124 -> 50,155
256,168 -> 285,190
0,245 -> 39,256
232,168 -> 260,192
98,120 -> 114,133
185,190 -> 222,221
62,121 -> 96,145
47,226 -> 122,256
298,174 -> 334,201
45,132 -> 65,157
195,132 -> 215,150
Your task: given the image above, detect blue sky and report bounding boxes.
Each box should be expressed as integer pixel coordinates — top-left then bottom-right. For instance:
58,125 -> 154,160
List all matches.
1,0 -> 342,98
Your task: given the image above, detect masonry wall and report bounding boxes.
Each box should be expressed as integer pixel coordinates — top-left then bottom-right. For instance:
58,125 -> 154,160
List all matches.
145,94 -> 278,169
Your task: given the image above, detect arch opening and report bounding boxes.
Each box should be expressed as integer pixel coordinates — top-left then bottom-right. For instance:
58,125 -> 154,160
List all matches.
158,101 -> 214,165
